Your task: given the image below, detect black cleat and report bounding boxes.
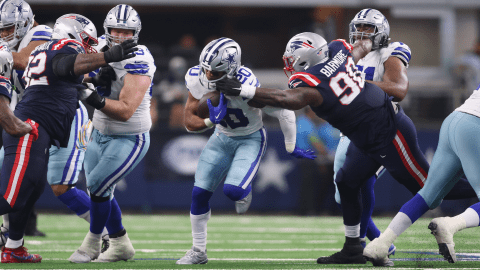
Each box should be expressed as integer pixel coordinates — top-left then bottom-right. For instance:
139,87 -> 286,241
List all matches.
317,240 -> 366,264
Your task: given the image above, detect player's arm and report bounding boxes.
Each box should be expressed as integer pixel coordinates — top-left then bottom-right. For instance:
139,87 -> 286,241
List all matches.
367,56 -> 409,102
13,40 -> 48,70
0,95 -> 32,137
98,73 -> 150,121
351,39 -> 372,65
184,92 -> 214,132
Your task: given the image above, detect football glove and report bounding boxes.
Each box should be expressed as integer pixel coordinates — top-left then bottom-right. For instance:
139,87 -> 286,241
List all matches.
207,92 -> 227,124
25,119 -> 38,142
215,76 -> 256,99
92,65 -> 116,87
77,120 -> 93,150
78,83 -> 106,110
289,146 -> 317,160
104,39 -> 138,63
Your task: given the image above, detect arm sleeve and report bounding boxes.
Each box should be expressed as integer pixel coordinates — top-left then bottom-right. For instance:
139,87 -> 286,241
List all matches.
52,53 -> 78,81
263,106 -> 297,153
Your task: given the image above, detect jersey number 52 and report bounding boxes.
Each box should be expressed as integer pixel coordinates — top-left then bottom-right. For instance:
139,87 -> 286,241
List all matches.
24,52 -> 48,88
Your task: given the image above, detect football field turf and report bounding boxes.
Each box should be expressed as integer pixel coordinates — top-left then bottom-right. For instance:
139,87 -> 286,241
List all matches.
5,214 -> 480,269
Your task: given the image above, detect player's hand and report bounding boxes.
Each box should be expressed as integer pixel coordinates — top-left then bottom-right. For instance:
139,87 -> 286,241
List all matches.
77,83 -> 106,110
92,65 -> 116,87
104,39 -> 138,63
215,76 -> 242,96
289,146 -> 316,160
76,120 -> 93,150
207,92 -> 227,124
25,119 -> 38,141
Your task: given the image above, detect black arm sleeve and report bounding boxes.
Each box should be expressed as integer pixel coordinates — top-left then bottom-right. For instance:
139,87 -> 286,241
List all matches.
52,53 -> 78,81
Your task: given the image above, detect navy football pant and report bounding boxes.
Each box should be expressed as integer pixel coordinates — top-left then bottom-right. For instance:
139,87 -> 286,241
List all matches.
336,108 -> 476,226
0,121 -> 49,240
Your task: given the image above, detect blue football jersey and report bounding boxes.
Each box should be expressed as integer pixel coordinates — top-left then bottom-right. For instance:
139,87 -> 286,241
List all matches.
15,38 -> 86,147
0,76 -> 13,101
288,40 -> 397,152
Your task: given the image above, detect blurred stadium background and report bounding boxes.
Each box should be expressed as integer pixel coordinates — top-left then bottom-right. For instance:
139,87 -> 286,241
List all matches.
22,0 -> 480,216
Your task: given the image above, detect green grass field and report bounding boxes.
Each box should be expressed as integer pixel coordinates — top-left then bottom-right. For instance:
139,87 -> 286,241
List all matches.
3,214 -> 480,269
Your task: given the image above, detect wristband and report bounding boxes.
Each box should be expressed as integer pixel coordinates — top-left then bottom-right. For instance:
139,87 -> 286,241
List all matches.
285,143 -> 295,153
239,85 -> 256,99
204,118 -> 214,128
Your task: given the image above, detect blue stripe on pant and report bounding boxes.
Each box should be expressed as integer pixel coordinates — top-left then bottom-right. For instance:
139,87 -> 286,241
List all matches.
84,130 -> 150,197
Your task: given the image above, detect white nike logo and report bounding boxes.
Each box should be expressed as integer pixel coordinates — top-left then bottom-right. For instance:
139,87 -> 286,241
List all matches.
216,111 -> 222,119
380,155 -> 386,158
233,87 -> 242,91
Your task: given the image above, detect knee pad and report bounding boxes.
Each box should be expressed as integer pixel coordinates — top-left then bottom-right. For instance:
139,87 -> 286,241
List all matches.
191,186 -> 213,215
223,184 -> 247,201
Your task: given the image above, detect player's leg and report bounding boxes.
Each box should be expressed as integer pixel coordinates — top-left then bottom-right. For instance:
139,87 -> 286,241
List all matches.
363,111 -> 465,265
177,131 -> 233,265
318,142 -> 380,264
70,131 -> 149,263
224,127 -> 266,214
0,123 -> 50,263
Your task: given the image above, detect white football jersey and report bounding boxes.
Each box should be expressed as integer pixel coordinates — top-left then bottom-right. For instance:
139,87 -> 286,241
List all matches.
186,65 -> 263,137
356,42 -> 411,82
456,83 -> 480,118
10,25 -> 52,109
92,35 -> 156,135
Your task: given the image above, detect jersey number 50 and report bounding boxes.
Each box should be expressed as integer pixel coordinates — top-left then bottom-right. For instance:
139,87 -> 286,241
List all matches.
329,56 -> 364,105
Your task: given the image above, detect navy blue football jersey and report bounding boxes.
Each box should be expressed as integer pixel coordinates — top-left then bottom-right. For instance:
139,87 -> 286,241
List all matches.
288,39 -> 397,152
0,76 -> 13,101
15,38 -> 86,147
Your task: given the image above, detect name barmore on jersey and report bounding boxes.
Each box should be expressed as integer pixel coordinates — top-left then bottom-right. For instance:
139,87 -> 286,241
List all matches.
186,65 -> 263,137
92,42 -> 156,136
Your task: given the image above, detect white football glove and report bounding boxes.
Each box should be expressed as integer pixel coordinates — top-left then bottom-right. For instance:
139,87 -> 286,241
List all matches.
76,120 -> 93,150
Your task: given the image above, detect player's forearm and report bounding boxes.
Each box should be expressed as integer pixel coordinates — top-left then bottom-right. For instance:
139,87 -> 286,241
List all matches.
12,51 -> 28,70
351,39 -> 372,64
0,96 -> 31,137
367,80 -> 408,102
74,53 -> 108,76
252,88 -> 304,110
98,99 -> 136,122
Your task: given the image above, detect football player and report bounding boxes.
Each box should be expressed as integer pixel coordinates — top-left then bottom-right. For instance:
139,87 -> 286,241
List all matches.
216,32 -> 477,267
69,4 -> 155,263
364,83 -> 480,265
176,37 -> 315,265
0,13 -> 136,263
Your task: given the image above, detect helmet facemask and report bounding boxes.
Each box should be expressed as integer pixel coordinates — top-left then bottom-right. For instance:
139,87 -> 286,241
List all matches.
80,31 -> 98,54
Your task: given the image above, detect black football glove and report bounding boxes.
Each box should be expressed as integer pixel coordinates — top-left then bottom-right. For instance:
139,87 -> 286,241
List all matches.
78,83 -> 106,110
92,65 -> 116,87
215,76 -> 242,96
104,39 -> 138,63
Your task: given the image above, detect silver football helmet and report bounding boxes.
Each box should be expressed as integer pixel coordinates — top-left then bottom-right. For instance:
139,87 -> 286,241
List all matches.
52,14 -> 98,54
199,37 -> 241,90
283,32 -> 328,77
0,0 -> 34,48
0,42 -> 13,78
104,4 -> 141,48
349,8 -> 390,50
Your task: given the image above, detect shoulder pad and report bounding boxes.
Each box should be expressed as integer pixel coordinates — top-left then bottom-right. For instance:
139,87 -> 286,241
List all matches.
330,39 -> 353,52
30,25 -> 53,42
237,66 -> 261,88
51,39 -> 85,54
288,72 -> 321,88
123,45 -> 156,77
386,42 -> 411,67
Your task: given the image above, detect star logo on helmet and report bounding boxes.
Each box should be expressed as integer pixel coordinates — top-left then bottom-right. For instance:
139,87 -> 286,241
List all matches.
222,47 -> 238,70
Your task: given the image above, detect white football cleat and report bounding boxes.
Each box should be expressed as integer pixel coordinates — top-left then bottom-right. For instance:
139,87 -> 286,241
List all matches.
428,217 -> 457,263
69,231 -> 101,263
95,233 -> 135,262
235,189 -> 252,214
363,237 -> 393,267
176,246 -> 208,265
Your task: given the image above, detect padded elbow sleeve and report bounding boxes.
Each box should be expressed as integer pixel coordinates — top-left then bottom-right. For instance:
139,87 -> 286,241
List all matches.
52,53 -> 78,80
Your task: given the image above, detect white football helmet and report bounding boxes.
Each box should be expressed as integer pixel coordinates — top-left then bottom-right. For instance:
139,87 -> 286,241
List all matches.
283,32 -> 328,77
103,4 -> 141,48
0,0 -> 34,48
52,14 -> 98,54
199,37 -> 241,90
0,42 -> 13,78
349,8 -> 390,50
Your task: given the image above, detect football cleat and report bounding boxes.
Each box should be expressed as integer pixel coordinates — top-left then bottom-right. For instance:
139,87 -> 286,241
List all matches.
361,237 -> 396,260
101,234 -> 110,253
317,241 -> 366,264
235,189 -> 252,214
428,217 -> 457,263
69,231 -> 101,263
363,237 -> 394,267
176,246 -> 208,265
95,233 -> 134,262
1,246 -> 41,263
